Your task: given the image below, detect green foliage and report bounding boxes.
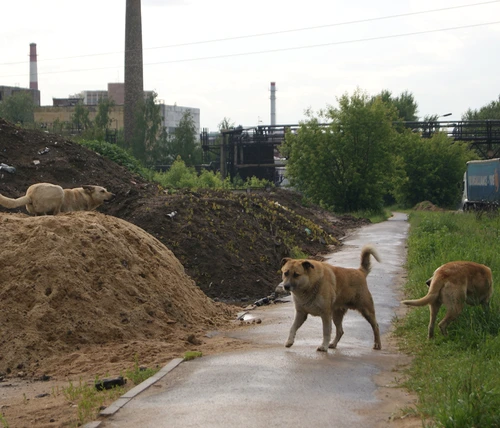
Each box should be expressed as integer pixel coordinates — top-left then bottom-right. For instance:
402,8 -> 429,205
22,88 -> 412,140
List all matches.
125,355 -> 160,385
166,110 -> 203,166
393,132 -> 477,208
156,158 -> 199,188
71,98 -> 116,141
218,117 -> 235,131
282,89 -> 398,212
71,101 -> 91,131
78,139 -> 151,178
396,211 -> 500,427
93,98 -> 115,137
184,351 -> 203,361
243,176 -> 273,189
346,208 -> 392,224
62,377 -> 124,425
0,91 -> 35,124
462,95 -> 500,120
289,246 -> 309,259
0,412 -> 8,428
154,158 -> 270,190
372,89 -> 419,121
131,92 -> 162,164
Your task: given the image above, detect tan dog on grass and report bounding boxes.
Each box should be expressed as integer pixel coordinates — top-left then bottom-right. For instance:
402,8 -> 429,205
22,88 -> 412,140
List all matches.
0,182 -> 114,215
280,245 -> 382,352
402,261 -> 493,338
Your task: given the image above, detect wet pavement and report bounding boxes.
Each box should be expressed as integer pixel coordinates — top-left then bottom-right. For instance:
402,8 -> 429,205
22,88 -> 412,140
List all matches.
98,212 -> 409,428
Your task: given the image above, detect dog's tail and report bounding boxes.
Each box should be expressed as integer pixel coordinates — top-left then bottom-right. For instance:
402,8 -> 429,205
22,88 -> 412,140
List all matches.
401,276 -> 441,307
359,244 -> 381,276
0,193 -> 31,209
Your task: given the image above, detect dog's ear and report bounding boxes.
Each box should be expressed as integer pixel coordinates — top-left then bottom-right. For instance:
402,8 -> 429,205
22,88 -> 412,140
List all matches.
426,277 -> 433,287
302,261 -> 315,270
82,185 -> 94,193
281,257 -> 291,267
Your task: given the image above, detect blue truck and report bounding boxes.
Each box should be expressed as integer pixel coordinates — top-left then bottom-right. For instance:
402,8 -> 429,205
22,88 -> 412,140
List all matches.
462,158 -> 500,210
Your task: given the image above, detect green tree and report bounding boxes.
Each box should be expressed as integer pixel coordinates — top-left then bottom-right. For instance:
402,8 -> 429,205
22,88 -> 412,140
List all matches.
394,132 -> 477,208
282,89 -> 398,212
462,96 -> 500,120
372,89 -> 419,121
71,101 -> 91,131
0,91 -> 35,124
94,98 -> 115,135
131,92 -> 162,164
218,117 -> 234,131
167,111 -> 202,166
393,90 -> 419,121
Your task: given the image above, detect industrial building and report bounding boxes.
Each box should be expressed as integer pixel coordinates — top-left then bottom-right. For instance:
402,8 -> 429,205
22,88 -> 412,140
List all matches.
0,85 -> 40,107
35,82 -> 200,137
0,43 -> 200,138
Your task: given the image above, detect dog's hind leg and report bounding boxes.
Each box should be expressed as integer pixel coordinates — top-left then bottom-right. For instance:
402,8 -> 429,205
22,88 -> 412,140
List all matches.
329,308 -> 347,349
438,287 -> 465,336
428,301 -> 442,338
285,310 -> 308,348
359,306 -> 381,350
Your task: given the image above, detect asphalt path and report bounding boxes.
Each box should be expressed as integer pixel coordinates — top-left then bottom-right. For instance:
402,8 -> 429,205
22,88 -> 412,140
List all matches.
98,212 -> 409,428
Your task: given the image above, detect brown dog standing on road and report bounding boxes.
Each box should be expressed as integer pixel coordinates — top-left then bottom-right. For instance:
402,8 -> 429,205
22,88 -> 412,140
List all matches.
0,182 -> 114,215
280,244 -> 382,352
402,261 -> 493,338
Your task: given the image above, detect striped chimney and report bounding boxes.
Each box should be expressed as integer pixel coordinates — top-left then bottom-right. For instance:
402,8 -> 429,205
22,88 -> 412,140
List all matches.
29,43 -> 38,90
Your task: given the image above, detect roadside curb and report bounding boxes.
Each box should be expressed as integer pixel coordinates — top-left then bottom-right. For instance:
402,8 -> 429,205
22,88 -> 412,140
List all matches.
82,358 -> 184,428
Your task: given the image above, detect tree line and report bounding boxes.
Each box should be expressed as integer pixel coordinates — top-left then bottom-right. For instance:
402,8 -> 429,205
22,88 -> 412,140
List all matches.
2,88 -> 500,212
282,89 -> 482,212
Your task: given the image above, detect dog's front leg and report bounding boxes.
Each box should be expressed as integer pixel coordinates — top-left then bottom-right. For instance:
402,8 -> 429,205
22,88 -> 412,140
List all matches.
285,311 -> 308,348
318,313 -> 332,352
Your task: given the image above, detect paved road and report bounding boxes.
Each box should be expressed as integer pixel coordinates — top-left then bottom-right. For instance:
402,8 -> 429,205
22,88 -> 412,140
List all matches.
99,212 -> 409,428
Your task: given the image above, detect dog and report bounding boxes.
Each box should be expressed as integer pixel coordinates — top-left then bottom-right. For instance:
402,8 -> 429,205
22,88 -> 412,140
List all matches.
0,182 -> 114,215
280,244 -> 382,352
402,261 -> 493,338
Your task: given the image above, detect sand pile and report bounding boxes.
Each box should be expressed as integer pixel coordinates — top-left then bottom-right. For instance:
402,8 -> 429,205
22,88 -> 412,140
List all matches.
0,211 -> 236,375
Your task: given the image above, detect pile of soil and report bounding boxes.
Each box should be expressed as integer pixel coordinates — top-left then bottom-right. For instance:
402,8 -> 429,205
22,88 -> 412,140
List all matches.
412,201 -> 444,211
0,211 -> 237,375
0,118 -> 368,304
0,118 -> 368,426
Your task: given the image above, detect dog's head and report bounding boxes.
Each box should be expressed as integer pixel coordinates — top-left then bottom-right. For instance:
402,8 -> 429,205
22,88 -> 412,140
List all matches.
280,257 -> 315,293
83,185 -> 115,204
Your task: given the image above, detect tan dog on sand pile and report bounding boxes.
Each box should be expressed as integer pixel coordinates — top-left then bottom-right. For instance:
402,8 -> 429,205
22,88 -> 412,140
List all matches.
402,261 -> 493,338
0,182 -> 114,215
280,245 -> 382,352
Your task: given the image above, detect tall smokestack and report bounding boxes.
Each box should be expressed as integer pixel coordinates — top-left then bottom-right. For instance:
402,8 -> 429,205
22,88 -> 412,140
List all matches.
270,82 -> 276,126
124,0 -> 144,151
29,43 -> 38,90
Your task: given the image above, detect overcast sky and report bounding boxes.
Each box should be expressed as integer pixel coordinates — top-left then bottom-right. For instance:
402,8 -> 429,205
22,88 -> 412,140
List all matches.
1,0 -> 499,131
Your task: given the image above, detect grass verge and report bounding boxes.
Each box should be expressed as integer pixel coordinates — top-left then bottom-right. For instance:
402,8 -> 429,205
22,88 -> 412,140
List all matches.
395,210 -> 500,427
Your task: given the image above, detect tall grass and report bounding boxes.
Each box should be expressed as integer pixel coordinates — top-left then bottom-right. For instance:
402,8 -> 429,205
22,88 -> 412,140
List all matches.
396,210 -> 500,427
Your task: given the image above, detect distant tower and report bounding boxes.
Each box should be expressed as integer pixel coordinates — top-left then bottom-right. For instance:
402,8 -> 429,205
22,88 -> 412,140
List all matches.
29,43 -> 38,91
124,0 -> 144,149
270,82 -> 276,126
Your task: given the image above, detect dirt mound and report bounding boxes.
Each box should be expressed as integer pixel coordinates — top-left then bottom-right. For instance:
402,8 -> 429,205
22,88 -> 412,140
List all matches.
0,211 -> 235,375
0,118 -> 366,303
413,201 -> 443,211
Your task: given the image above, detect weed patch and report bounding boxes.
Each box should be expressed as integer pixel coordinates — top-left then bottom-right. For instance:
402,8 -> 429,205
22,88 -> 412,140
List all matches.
396,210 -> 500,427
